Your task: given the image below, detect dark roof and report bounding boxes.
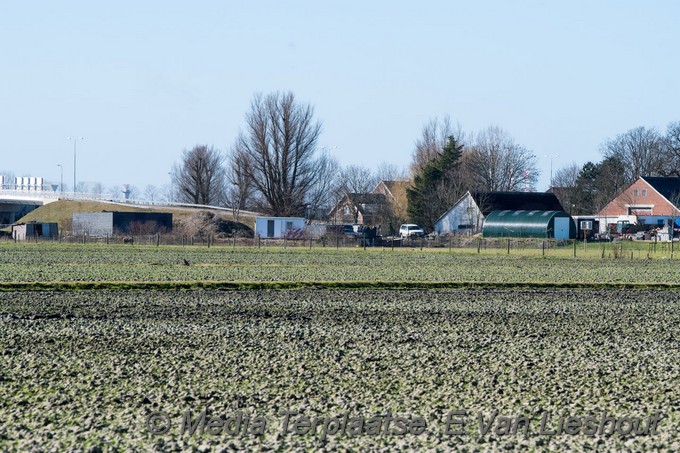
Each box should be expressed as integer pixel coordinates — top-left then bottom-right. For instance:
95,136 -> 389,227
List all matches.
348,193 -> 387,205
643,177 -> 680,203
328,193 -> 388,216
470,191 -> 564,215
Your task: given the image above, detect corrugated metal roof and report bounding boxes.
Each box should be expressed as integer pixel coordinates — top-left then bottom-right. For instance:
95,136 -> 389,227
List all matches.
483,210 -> 574,238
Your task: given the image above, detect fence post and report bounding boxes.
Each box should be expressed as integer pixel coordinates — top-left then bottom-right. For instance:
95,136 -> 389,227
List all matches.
573,240 -> 576,257
542,240 -> 545,256
506,238 -> 510,255
310,237 -> 313,250
258,235 -> 261,249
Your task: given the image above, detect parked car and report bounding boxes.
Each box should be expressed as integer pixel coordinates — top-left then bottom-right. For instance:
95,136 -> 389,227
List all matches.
399,224 -> 425,238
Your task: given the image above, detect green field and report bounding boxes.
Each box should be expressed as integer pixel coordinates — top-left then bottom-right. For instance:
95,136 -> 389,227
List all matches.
1,244 -> 679,451
1,242 -> 680,288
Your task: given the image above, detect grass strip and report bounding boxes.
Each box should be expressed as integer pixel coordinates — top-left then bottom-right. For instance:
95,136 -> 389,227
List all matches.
2,280 -> 680,291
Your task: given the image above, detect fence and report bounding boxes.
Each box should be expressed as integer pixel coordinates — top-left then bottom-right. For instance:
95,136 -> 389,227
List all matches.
3,232 -> 678,259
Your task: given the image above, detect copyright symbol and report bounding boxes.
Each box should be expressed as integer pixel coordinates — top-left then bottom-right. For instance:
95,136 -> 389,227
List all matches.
146,411 -> 171,435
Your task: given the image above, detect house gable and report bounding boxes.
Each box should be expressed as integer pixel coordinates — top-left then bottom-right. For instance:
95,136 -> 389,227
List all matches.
598,177 -> 680,217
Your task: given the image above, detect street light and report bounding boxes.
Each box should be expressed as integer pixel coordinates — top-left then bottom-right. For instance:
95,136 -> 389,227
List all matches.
68,136 -> 84,195
544,154 -> 559,189
57,164 -> 63,195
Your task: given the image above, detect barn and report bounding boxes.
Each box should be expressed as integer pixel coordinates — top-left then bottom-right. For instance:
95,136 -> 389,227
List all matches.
434,191 -> 565,235
482,210 -> 576,239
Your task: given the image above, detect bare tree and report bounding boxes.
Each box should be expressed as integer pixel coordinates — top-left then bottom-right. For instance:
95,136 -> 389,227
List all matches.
91,182 -> 104,197
463,126 -> 539,192
331,164 -> 379,224
551,162 -> 581,213
661,121 -> 680,176
225,149 -> 253,221
601,126 -> 663,181
107,185 -> 121,200
144,184 -> 159,202
410,116 -> 466,176
233,91 -> 324,217
304,150 -> 338,221
171,145 -> 226,206
376,162 -> 408,182
337,165 -> 377,195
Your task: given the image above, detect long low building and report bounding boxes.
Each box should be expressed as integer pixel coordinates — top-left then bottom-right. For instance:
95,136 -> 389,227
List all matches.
482,210 -> 576,239
72,212 -> 173,236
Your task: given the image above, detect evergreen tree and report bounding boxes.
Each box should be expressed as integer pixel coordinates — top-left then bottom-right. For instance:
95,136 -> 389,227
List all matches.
407,136 -> 464,231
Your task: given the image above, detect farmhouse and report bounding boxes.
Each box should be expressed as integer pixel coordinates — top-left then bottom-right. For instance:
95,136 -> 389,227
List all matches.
72,212 -> 173,236
327,193 -> 389,226
597,176 -> 680,233
434,191 -> 565,235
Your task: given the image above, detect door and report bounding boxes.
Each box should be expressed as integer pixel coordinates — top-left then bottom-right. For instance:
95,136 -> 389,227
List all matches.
553,217 -> 570,239
267,220 -> 275,238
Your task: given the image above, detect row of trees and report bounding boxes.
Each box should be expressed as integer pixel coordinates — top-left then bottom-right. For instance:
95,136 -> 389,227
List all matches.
172,92 -> 406,222
552,122 -> 680,214
170,91 -> 679,228
407,118 -> 539,230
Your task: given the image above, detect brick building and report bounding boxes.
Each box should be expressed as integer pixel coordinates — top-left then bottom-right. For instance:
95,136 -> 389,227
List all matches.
597,176 -> 680,232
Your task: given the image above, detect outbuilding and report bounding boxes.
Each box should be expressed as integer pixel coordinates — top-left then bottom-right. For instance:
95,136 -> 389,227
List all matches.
72,212 -> 173,236
12,222 -> 59,241
482,210 -> 576,239
254,217 -> 306,238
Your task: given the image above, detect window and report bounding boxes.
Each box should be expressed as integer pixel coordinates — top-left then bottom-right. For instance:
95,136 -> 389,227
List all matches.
642,189 -> 647,197
286,221 -> 293,231
633,189 -> 638,197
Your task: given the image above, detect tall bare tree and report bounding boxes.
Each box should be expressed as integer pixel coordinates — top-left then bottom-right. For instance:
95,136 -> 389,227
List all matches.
233,91 -> 325,217
172,145 -> 226,206
601,126 -> 663,181
463,126 -> 539,192
410,116 -> 466,176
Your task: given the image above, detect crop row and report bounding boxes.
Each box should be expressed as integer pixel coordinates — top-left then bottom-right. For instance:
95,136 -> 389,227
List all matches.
1,244 -> 680,285
1,289 -> 678,450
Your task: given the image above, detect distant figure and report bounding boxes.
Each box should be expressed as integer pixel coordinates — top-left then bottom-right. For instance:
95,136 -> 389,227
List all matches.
123,237 -> 134,244
183,258 -> 190,266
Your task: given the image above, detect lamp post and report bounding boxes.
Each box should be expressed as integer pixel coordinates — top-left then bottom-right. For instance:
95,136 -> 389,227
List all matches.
57,164 -> 63,195
544,154 -> 559,189
68,137 -> 84,195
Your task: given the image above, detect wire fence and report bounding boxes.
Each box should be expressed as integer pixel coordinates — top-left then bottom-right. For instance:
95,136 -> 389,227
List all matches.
4,233 -> 678,259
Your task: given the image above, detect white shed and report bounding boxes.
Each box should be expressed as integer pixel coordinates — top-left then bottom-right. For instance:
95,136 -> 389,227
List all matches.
255,217 -> 306,238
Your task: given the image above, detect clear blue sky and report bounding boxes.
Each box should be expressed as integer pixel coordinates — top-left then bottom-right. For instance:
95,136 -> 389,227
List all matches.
2,1 -> 679,193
